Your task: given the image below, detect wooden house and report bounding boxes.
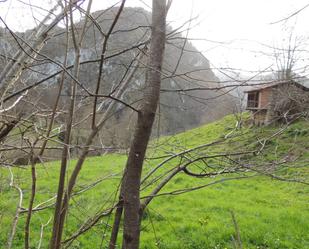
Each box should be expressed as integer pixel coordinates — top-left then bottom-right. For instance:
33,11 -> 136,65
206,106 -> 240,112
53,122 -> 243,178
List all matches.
245,80 -> 309,125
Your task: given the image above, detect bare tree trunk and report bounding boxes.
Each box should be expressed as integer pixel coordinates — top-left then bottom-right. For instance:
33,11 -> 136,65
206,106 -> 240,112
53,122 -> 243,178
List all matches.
108,199 -> 124,249
108,48 -> 148,249
24,155 -> 36,249
49,1 -> 90,247
121,1 -> 166,248
50,2 -> 129,247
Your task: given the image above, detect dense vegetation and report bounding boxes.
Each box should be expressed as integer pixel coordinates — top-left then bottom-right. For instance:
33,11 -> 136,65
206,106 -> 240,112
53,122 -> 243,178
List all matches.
1,114 -> 308,248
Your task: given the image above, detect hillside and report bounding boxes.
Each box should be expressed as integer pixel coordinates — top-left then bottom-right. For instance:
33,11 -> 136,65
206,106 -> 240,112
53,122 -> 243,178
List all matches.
1,114 -> 308,248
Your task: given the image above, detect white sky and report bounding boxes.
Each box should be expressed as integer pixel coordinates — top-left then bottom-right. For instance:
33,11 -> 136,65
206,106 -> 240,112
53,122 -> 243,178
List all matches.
1,0 -> 309,76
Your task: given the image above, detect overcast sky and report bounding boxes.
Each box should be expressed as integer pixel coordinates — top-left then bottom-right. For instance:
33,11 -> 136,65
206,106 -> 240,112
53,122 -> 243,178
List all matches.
1,0 -> 309,76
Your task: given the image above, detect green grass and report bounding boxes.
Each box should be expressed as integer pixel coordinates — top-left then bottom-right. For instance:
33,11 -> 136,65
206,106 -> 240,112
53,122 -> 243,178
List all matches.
0,114 -> 308,248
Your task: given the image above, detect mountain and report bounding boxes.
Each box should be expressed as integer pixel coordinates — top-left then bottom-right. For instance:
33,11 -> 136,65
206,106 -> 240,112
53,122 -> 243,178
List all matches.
0,7 -> 236,149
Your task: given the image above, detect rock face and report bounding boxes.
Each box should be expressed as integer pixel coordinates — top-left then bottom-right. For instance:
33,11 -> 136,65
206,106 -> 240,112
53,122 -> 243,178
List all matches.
0,7 -> 236,149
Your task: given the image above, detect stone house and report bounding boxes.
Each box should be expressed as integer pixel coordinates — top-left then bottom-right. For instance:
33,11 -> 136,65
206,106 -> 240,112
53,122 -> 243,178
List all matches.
245,80 -> 309,125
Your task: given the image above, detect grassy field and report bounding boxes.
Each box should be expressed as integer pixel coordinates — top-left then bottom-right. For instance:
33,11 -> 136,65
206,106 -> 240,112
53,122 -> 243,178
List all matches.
0,114 -> 309,248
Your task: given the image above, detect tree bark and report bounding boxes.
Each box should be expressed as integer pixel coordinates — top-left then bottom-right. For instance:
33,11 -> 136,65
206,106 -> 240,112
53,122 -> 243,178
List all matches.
24,157 -> 36,249
108,199 -> 124,249
121,1 -> 166,248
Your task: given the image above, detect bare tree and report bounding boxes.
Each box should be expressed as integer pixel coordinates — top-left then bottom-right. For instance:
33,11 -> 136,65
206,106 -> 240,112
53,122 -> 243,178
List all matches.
120,1 -> 166,248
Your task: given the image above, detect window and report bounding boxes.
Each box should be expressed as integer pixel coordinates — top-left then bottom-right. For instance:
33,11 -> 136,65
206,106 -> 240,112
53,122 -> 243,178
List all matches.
247,91 -> 259,108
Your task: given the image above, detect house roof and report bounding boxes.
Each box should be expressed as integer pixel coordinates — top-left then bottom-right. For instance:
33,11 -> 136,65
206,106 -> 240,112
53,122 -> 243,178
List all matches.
244,80 -> 309,93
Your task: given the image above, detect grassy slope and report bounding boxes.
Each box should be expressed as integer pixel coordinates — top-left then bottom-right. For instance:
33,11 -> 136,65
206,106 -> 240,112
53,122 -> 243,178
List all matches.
0,114 -> 308,248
